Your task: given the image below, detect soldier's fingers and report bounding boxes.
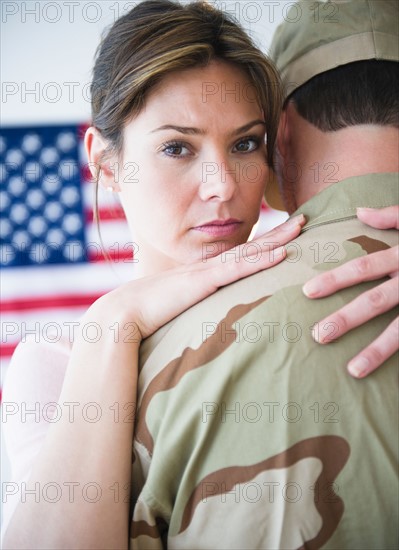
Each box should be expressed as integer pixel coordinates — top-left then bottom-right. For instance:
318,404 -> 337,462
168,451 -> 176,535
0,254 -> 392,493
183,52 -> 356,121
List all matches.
347,317 -> 399,378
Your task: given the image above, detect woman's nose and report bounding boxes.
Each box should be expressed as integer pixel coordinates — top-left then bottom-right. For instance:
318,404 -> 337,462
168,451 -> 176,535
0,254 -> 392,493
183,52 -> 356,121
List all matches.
198,156 -> 239,202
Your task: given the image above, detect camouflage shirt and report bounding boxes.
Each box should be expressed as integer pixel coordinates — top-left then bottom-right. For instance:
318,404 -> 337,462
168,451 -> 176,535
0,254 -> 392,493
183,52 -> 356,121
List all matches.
130,173 -> 399,550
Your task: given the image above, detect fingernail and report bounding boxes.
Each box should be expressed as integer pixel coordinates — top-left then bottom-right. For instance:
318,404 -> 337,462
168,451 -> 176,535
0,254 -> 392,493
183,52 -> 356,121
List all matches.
348,356 -> 370,378
303,279 -> 321,298
356,207 -> 374,212
311,323 -> 325,343
283,214 -> 305,231
273,246 -> 286,258
311,324 -> 320,342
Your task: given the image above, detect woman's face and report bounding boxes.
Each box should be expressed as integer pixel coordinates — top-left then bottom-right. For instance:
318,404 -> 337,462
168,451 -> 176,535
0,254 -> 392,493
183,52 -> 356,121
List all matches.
118,60 -> 268,276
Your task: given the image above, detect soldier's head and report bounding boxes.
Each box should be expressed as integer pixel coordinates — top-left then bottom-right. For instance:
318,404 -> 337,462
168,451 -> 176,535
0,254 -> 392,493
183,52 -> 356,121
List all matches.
267,0 -> 399,213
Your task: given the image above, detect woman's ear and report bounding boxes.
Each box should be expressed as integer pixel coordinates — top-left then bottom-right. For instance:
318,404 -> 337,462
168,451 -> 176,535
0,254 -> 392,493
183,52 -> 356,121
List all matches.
84,127 -> 120,192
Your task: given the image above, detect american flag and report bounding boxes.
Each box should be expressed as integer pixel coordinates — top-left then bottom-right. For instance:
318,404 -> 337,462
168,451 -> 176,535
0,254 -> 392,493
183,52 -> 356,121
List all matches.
0,124 -> 136,396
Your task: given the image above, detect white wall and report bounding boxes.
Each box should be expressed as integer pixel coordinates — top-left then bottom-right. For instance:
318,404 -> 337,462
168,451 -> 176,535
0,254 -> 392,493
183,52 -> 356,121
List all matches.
1,0 -> 294,125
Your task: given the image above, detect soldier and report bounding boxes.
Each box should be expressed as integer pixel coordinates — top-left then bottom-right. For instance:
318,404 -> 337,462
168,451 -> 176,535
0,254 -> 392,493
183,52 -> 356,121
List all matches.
129,1 -> 398,548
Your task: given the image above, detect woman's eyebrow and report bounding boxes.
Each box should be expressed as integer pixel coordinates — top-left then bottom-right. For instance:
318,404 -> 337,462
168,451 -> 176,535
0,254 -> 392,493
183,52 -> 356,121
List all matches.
150,120 -> 266,136
230,120 -> 266,136
150,125 -> 206,135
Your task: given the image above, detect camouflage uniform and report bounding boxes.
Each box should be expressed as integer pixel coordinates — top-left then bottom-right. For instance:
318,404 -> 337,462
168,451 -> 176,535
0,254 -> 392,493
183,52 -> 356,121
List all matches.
130,174 -> 399,549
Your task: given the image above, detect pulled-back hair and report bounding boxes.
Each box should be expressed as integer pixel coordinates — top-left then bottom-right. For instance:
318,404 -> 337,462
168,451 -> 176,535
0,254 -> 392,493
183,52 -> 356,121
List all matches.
90,0 -> 282,167
289,60 -> 399,131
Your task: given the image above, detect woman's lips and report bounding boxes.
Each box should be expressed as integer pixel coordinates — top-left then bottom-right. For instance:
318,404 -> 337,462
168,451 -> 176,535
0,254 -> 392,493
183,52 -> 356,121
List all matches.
192,219 -> 242,237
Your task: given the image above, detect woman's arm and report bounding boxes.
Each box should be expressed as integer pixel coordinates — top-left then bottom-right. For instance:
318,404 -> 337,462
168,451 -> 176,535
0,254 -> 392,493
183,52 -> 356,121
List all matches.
303,206 -> 398,378
3,305 -> 140,550
3,216 -> 304,550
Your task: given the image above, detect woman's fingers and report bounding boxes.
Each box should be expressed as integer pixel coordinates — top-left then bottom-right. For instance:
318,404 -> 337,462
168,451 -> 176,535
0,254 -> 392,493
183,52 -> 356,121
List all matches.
307,264 -> 398,379
303,204 -> 399,377
304,206 -> 398,377
210,245 -> 287,289
311,277 -> 399,344
303,246 -> 399,298
258,214 -> 305,246
133,245 -> 288,338
356,205 -> 399,230
347,317 -> 399,378
207,215 -> 305,286
132,217 -> 305,338
226,214 -> 304,259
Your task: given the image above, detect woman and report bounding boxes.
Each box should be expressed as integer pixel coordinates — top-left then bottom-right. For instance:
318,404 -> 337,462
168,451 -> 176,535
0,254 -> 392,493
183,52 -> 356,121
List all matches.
2,1 -> 397,548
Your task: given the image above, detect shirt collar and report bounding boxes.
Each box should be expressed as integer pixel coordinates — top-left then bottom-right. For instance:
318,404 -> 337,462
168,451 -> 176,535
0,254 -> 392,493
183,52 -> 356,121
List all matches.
291,173 -> 399,232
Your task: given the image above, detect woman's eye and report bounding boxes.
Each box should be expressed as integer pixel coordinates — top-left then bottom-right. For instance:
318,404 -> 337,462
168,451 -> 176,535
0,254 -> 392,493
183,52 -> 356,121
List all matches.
233,138 -> 259,153
161,142 -> 190,157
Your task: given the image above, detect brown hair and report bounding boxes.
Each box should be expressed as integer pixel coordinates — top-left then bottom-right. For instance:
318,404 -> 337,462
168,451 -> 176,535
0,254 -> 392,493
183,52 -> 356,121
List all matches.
290,60 -> 399,131
90,0 -> 282,165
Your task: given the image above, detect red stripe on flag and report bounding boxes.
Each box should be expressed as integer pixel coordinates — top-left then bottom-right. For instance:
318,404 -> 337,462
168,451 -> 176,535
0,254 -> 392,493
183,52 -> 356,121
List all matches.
0,293 -> 103,313
85,207 -> 126,223
87,248 -> 133,263
1,343 -> 18,358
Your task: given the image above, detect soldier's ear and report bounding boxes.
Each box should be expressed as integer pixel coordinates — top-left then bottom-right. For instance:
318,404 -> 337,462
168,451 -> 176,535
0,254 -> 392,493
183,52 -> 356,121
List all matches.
277,106 -> 289,160
84,127 -> 120,192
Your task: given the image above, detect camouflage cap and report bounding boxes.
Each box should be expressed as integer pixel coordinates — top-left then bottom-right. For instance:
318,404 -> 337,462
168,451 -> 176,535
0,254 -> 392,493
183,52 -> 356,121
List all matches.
266,0 -> 399,210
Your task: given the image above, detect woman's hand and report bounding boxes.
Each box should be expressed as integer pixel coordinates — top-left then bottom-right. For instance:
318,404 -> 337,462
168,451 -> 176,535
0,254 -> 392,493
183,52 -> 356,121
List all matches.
303,206 -> 399,378
99,214 -> 306,340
